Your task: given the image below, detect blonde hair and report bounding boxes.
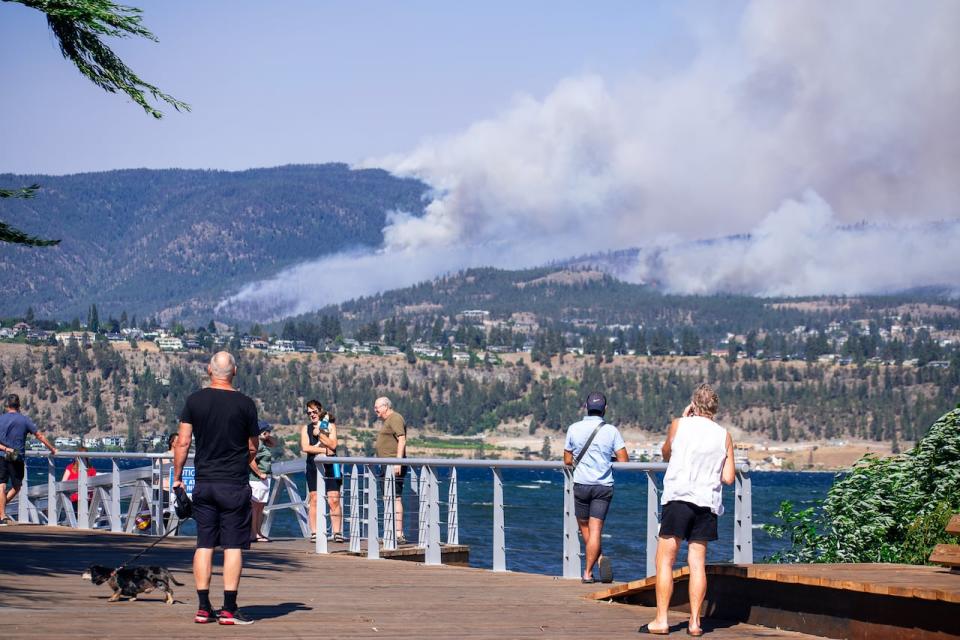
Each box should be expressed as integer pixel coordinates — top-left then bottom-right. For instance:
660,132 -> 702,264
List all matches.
691,383 -> 719,417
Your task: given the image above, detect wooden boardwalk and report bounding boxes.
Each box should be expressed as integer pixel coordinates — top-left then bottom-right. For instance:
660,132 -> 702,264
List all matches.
0,525 -> 824,639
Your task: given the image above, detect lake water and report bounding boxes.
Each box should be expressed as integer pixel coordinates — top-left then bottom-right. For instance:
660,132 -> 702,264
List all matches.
27,459 -> 833,577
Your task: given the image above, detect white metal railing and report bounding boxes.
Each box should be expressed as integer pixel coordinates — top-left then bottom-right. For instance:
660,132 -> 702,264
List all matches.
16,451 -> 753,577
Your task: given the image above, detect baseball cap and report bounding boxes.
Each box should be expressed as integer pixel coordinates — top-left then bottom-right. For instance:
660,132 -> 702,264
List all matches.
258,420 -> 273,433
585,392 -> 607,413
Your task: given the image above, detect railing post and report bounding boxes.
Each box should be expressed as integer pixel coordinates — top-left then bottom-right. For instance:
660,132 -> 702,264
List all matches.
492,467 -> 505,572
18,456 -> 30,524
446,467 -> 459,545
315,460 -> 328,554
348,465 -> 361,553
382,464 -> 397,550
47,456 -> 57,526
562,467 -> 580,579
110,459 -> 121,532
77,457 -> 90,530
365,464 -> 380,560
417,466 -> 428,548
424,466 -> 441,565
151,457 -> 162,536
646,470 -> 661,577
734,467 -> 754,564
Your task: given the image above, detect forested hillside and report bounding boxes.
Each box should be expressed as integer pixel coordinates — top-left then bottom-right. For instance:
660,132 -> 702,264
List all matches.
0,165 -> 427,320
0,341 -> 955,458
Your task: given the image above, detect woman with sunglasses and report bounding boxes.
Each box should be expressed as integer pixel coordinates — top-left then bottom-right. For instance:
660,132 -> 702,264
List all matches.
300,399 -> 343,542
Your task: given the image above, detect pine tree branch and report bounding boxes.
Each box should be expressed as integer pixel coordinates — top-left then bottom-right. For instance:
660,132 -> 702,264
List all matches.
0,183 -> 60,245
0,184 -> 41,199
0,222 -> 61,246
8,0 -> 190,118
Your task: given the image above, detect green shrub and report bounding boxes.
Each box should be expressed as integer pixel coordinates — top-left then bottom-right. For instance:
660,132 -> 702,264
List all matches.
764,405 -> 960,564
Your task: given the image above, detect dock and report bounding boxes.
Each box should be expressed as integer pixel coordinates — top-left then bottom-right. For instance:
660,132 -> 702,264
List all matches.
0,525 -> 820,639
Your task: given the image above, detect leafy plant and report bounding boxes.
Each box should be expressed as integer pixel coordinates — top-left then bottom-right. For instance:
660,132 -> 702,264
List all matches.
764,405 -> 960,564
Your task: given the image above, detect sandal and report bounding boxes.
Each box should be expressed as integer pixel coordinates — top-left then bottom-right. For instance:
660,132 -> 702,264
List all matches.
309,533 -> 316,542
581,577 -> 596,584
638,624 -> 669,635
333,533 -> 345,543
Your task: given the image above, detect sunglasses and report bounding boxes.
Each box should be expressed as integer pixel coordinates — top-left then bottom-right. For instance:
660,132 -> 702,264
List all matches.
307,409 -> 320,416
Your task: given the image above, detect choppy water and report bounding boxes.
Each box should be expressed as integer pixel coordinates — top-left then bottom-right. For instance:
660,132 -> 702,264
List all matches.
27,460 -> 832,576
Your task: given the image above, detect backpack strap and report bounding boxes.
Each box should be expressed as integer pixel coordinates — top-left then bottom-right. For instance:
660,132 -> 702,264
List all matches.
573,421 -> 606,468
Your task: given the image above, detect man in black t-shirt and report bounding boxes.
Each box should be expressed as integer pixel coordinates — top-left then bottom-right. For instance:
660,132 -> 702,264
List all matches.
174,351 -> 259,626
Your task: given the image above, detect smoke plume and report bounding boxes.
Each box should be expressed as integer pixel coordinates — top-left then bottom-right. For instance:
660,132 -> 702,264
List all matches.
221,0 -> 960,319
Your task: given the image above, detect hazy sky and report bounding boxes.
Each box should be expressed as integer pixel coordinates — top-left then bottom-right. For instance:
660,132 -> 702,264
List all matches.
3,1 -> 958,312
0,0 -> 723,174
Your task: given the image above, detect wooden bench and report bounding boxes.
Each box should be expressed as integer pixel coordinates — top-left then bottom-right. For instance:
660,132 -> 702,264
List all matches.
929,514 -> 960,571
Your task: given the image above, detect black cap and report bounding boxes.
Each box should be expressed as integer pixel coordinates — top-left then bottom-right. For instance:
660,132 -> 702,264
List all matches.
258,420 -> 273,434
585,392 -> 607,413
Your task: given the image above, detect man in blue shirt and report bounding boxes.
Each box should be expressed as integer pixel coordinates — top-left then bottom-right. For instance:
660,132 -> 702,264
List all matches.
563,392 -> 628,583
0,394 -> 57,524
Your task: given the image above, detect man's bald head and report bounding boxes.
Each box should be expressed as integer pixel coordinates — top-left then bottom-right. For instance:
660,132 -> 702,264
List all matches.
209,351 -> 237,381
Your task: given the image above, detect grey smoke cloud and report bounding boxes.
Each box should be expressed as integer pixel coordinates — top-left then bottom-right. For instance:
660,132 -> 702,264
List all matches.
221,0 -> 960,319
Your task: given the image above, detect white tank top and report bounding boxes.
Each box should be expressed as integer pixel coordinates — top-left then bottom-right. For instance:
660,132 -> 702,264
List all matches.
661,416 -> 728,515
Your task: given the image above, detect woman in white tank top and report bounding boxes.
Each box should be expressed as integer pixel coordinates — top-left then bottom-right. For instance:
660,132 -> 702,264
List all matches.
640,384 -> 736,637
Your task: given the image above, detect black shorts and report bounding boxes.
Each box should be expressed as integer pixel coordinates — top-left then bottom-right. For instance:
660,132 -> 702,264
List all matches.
305,460 -> 344,493
574,483 -> 614,521
0,457 -> 25,488
192,482 -> 252,550
375,464 -> 407,496
659,500 -> 718,542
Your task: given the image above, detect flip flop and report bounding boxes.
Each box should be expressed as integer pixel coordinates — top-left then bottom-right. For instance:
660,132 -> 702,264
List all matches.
598,555 -> 613,583
638,624 -> 669,635
686,628 -> 703,637
581,577 -> 596,584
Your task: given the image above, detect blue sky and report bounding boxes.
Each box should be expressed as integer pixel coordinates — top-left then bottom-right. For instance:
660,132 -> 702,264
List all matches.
0,0 -> 728,174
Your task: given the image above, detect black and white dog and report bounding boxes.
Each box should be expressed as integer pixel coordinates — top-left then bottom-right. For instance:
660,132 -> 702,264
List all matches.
82,565 -> 183,604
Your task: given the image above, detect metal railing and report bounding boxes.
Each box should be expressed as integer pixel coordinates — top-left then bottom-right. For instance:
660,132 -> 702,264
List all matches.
15,451 -> 753,577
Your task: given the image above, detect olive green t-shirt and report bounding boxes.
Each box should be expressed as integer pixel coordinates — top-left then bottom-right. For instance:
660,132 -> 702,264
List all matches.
376,412 -> 406,458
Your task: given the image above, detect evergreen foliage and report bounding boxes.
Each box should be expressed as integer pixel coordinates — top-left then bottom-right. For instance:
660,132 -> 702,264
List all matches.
765,405 -> 960,564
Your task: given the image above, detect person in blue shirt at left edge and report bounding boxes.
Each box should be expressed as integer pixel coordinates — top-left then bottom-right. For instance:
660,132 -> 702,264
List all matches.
0,393 -> 58,525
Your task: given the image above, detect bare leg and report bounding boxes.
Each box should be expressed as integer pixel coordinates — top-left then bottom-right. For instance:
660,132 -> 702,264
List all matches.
583,517 -> 604,580
647,535 -> 679,633
577,518 -> 591,579
193,547 -> 214,590
307,491 -> 317,535
687,541 -> 708,633
0,482 -> 6,520
327,491 -> 342,535
222,548 -> 243,591
250,502 -> 265,540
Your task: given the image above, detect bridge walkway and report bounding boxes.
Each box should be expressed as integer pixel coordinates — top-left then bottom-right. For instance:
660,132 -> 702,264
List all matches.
0,526 -> 823,639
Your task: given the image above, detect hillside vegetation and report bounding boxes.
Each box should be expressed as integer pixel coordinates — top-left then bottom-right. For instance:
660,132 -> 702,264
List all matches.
0,165 -> 427,320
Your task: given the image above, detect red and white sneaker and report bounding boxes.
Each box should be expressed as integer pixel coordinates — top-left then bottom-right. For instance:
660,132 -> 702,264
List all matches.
218,609 -> 254,625
194,608 -> 216,624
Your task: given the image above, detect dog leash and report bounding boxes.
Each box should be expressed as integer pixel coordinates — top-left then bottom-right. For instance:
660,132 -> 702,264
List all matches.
113,486 -> 193,575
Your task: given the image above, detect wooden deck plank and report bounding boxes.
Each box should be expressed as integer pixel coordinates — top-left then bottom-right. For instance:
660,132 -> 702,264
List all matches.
586,561 -> 960,604
946,515 -> 960,535
0,526 -> 822,639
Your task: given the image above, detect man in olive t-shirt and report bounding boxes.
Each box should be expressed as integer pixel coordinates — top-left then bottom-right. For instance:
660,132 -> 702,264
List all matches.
374,396 -> 406,543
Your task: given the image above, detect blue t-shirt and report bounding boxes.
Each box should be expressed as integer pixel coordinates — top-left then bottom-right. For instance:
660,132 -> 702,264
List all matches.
0,412 -> 39,455
564,416 -> 626,486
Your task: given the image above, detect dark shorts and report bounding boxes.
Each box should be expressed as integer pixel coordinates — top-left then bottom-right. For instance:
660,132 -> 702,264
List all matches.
659,500 -> 718,542
0,457 -> 25,488
574,483 -> 614,521
375,464 -> 408,496
192,482 -> 252,550
305,460 -> 343,493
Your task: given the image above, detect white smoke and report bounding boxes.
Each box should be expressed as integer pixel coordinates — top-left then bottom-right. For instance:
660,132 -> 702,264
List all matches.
221,0 -> 960,319
630,192 -> 960,296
